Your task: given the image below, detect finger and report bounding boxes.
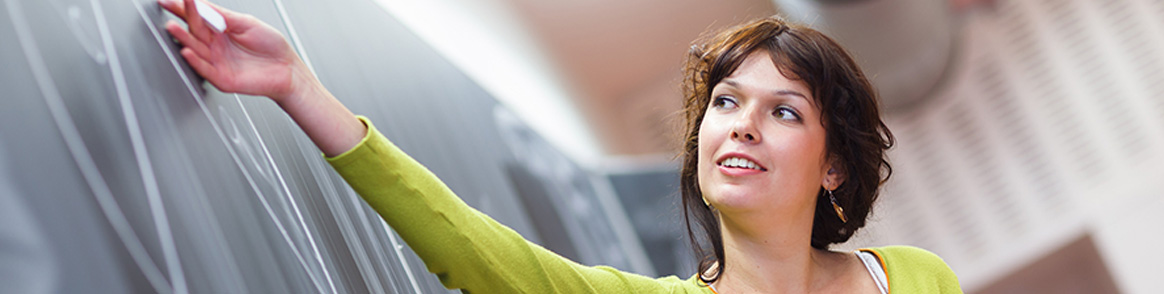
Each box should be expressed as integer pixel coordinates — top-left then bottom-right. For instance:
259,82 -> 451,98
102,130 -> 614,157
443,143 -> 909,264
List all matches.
184,0 -> 212,43
165,21 -> 210,57
158,0 -> 187,21
180,47 -> 219,82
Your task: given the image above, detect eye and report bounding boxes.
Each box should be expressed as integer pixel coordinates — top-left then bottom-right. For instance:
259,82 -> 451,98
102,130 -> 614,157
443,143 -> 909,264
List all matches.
773,106 -> 801,121
712,95 -> 738,109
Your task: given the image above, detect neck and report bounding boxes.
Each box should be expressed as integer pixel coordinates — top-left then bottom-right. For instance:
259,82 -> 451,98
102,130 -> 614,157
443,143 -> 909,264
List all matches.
710,210 -> 843,293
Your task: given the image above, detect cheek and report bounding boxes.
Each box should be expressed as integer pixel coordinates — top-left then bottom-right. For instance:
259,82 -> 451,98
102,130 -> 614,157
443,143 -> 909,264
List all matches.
695,119 -> 722,182
696,119 -> 726,166
775,131 -> 829,183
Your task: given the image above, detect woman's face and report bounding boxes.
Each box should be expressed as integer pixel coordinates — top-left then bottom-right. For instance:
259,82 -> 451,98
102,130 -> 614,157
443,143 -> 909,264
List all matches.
697,50 -> 836,217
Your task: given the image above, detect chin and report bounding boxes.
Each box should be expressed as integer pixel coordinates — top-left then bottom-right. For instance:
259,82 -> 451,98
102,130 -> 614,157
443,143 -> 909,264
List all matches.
704,185 -> 763,209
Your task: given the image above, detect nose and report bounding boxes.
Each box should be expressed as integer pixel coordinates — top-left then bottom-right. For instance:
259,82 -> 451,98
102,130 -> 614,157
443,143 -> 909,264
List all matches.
729,114 -> 760,144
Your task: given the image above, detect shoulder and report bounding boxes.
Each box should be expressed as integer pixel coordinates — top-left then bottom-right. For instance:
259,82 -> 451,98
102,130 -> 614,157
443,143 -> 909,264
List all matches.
865,245 -> 950,271
862,246 -> 963,294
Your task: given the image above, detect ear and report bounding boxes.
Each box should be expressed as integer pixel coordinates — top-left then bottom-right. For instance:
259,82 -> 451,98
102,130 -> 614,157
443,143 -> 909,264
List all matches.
821,157 -> 846,191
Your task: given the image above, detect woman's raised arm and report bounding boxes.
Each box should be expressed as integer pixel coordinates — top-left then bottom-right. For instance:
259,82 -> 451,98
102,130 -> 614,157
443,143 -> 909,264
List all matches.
159,0 -> 365,157
157,2 -> 700,292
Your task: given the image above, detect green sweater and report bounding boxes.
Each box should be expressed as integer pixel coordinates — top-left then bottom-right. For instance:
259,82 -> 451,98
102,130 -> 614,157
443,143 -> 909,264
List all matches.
326,117 -> 962,293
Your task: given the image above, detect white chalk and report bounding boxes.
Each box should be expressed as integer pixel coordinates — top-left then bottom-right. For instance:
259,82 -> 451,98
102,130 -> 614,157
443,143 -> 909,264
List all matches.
194,1 -> 226,32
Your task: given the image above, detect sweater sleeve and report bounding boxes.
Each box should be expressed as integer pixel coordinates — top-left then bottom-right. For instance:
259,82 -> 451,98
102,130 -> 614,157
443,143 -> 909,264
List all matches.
868,246 -> 963,294
325,116 -> 702,294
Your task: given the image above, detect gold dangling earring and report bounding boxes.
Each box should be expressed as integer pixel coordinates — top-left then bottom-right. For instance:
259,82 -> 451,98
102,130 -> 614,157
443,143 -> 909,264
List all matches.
828,189 -> 848,223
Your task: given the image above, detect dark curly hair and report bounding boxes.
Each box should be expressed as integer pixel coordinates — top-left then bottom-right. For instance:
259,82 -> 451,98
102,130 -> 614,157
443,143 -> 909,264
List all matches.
678,16 -> 895,283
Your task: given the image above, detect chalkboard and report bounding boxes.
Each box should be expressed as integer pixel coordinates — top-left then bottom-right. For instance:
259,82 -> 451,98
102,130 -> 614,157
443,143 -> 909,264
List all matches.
0,0 -> 650,293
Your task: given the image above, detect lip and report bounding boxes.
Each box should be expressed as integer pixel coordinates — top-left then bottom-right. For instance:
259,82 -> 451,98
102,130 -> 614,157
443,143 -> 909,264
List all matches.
715,152 -> 768,176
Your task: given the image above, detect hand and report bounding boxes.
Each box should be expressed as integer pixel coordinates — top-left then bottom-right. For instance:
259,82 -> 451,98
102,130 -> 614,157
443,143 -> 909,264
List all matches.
160,0 -> 364,156
160,0 -> 313,103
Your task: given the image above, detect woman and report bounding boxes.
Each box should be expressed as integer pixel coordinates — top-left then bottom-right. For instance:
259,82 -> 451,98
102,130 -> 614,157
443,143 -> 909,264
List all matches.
160,0 -> 961,292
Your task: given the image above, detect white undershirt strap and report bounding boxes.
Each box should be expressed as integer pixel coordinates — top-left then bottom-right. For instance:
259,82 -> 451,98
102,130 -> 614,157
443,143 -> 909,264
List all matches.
856,250 -> 889,294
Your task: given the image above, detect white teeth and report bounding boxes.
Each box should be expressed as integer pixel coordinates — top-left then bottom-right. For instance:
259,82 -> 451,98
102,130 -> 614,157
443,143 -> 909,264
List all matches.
721,157 -> 761,170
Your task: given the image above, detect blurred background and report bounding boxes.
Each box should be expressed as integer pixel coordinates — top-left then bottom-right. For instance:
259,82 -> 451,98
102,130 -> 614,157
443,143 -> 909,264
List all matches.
387,0 -> 1164,292
1,0 -> 1161,293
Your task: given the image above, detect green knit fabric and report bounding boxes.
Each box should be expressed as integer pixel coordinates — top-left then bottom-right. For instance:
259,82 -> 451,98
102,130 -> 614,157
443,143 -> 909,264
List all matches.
326,116 -> 962,293
863,246 -> 963,294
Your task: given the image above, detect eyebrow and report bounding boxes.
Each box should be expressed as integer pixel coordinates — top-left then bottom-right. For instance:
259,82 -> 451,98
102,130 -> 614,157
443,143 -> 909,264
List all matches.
721,79 -> 810,101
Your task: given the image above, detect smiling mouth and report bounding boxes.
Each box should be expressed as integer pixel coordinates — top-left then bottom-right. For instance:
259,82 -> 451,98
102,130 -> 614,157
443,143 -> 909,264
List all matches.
716,157 -> 768,171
